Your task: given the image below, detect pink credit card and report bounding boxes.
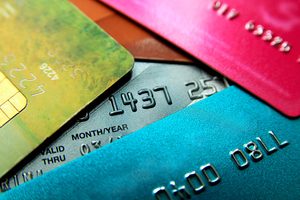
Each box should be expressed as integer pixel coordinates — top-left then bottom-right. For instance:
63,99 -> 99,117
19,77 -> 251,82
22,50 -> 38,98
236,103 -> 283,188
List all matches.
100,0 -> 300,117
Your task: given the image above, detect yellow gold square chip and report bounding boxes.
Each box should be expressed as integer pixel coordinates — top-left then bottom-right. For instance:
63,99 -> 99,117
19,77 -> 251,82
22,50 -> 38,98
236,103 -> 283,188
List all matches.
0,72 -> 27,127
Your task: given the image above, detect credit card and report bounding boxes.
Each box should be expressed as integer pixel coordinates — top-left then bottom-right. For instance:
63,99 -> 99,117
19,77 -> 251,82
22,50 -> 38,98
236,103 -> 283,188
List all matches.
70,0 -> 192,63
1,86 -> 299,200
0,62 -> 228,191
100,0 -> 300,117
0,0 -> 133,178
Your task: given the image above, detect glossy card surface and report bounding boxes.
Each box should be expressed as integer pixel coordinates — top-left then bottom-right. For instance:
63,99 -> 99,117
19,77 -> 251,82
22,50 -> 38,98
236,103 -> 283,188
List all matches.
0,0 -> 133,177
100,0 -> 300,117
1,86 -> 299,200
70,0 -> 192,62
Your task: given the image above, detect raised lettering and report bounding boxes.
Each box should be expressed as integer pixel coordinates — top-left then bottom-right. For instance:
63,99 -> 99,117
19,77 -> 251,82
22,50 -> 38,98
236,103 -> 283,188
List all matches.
200,164 -> 221,185
184,171 -> 205,194
230,149 -> 249,169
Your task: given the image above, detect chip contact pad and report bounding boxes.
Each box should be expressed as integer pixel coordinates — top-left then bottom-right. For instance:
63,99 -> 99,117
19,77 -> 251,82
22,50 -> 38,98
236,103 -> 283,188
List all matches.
0,72 -> 27,127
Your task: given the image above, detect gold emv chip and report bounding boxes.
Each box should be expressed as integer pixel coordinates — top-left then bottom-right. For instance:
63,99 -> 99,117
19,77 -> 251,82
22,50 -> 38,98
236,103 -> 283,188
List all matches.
0,72 -> 27,127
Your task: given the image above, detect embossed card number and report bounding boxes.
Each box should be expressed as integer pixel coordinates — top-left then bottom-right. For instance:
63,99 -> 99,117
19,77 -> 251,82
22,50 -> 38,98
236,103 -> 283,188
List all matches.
109,86 -> 172,115
153,131 -> 289,199
109,77 -> 222,116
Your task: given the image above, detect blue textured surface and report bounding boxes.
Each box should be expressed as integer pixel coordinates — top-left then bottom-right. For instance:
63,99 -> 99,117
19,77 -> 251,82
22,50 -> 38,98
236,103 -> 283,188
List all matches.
1,86 -> 299,200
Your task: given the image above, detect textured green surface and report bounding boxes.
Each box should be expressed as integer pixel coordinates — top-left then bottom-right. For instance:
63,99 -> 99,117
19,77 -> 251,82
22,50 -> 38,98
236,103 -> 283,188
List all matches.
0,0 -> 133,177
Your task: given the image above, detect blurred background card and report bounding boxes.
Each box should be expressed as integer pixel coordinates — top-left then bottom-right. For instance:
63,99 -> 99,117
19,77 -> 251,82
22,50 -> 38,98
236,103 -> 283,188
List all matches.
70,0 -> 193,63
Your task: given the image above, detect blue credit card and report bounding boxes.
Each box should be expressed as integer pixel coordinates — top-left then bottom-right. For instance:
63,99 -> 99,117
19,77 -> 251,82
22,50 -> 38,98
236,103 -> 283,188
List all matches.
1,86 -> 299,200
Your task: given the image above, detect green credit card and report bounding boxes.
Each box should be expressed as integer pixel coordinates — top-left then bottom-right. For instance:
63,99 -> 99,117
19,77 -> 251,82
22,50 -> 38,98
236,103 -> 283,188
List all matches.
0,0 -> 133,177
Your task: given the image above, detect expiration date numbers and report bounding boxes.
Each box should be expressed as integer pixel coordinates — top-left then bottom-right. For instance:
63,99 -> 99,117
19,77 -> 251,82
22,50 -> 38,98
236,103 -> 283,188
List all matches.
80,136 -> 122,156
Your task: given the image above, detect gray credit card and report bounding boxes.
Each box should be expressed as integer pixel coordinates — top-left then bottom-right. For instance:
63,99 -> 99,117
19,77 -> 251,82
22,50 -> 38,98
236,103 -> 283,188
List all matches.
0,61 -> 228,191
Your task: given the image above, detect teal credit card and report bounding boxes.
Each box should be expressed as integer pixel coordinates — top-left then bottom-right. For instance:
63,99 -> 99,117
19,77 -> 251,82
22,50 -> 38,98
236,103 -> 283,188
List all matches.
1,86 -> 299,199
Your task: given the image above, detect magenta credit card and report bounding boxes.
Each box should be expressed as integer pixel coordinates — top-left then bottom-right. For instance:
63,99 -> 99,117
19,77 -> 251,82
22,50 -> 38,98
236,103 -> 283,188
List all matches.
100,0 -> 300,117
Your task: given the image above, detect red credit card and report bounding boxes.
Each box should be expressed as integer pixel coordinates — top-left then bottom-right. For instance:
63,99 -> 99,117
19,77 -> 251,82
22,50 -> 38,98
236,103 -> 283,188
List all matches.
100,0 -> 300,117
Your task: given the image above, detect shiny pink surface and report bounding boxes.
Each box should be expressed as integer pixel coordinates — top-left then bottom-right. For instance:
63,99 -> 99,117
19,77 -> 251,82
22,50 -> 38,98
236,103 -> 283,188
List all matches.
100,0 -> 300,117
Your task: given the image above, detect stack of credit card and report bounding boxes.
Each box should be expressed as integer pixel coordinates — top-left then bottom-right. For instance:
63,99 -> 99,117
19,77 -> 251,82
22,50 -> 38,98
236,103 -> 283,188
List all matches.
0,0 -> 299,199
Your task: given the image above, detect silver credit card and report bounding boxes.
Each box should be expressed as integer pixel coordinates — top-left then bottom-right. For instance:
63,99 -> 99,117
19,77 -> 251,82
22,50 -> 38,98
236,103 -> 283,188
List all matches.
0,61 -> 228,191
